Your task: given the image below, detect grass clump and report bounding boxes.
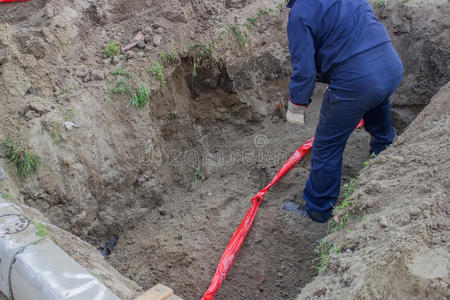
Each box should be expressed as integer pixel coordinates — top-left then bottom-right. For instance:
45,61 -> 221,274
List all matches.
112,78 -> 132,95
328,177 -> 358,232
313,239 -> 344,271
128,84 -> 150,108
1,140 -> 39,178
193,166 -> 204,183
231,24 -> 246,48
148,61 -> 166,86
110,69 -> 132,78
184,43 -> 217,77
2,193 -> 13,199
372,0 -> 386,9
63,108 -> 76,121
34,222 -> 47,237
104,42 -> 120,58
158,51 -> 179,64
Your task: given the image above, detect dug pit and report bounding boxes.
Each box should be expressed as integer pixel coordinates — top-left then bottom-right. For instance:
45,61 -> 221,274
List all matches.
101,72 -> 372,299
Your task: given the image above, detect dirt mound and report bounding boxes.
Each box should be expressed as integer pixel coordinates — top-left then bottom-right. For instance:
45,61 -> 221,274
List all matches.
298,82 -> 450,299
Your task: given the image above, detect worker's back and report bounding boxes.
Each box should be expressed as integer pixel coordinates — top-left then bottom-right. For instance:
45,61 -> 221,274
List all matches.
287,0 -> 391,75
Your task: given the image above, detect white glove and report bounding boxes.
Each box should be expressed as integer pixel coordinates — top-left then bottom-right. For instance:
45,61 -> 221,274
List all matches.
286,101 -> 306,126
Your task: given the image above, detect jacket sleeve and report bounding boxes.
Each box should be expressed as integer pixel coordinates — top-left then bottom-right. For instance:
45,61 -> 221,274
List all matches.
287,13 -> 316,107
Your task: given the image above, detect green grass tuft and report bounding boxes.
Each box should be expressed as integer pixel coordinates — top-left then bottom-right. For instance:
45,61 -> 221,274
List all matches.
104,42 -> 120,58
148,61 -> 166,86
128,84 -> 150,108
231,25 -> 246,48
112,78 -> 132,95
1,140 -> 39,178
372,0 -> 386,9
313,240 -> 345,271
2,193 -> 13,199
33,222 -> 47,237
193,166 -> 203,183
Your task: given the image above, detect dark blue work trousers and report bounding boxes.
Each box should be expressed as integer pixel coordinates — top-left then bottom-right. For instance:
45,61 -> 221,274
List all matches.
304,43 -> 404,223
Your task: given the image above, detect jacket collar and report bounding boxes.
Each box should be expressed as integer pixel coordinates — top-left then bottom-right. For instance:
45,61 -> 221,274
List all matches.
286,0 -> 296,8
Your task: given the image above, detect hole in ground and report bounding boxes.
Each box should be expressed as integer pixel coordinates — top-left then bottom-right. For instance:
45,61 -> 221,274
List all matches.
94,63 -> 372,299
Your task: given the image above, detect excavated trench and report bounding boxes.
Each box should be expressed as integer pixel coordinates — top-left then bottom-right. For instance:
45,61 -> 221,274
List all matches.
91,62 -> 373,299
2,0 -> 447,299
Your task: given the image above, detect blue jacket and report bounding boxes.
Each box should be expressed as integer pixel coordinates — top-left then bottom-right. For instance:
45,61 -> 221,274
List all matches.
287,0 -> 391,106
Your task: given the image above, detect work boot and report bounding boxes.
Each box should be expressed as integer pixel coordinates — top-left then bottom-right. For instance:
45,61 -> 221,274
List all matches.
282,201 -> 308,217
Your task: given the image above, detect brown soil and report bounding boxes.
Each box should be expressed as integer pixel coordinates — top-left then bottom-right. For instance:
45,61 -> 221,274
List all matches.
0,0 -> 448,299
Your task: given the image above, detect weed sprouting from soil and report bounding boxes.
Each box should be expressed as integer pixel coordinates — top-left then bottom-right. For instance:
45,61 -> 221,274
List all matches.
158,52 -> 179,64
148,62 -> 166,86
1,140 -> 39,178
184,43 -> 217,77
372,0 -> 386,9
128,84 -> 150,108
111,78 -> 132,95
110,69 -> 132,78
33,221 -> 47,237
63,108 -> 76,121
313,240 -> 344,272
104,42 -> 120,58
193,166 -> 204,183
231,24 -> 246,48
169,112 -> 179,123
1,193 -> 13,199
328,177 -> 358,232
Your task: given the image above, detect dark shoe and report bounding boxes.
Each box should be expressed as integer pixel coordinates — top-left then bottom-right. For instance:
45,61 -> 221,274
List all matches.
282,202 -> 308,217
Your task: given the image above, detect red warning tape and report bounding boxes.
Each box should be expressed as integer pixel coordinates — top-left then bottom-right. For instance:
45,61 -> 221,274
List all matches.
0,0 -> 31,2
202,119 -> 364,300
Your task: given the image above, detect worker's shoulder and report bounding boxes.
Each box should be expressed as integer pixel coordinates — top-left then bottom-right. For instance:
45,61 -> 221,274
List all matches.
291,0 -> 371,20
290,0 -> 336,18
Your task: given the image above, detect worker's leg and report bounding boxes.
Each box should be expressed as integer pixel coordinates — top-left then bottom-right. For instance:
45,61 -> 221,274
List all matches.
363,97 -> 394,154
303,89 -> 363,223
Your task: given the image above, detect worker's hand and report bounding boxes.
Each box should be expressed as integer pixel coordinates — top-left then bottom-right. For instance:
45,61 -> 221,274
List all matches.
286,101 -> 306,126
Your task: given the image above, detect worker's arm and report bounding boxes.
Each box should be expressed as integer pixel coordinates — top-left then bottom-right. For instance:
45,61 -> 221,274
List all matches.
287,13 -> 316,107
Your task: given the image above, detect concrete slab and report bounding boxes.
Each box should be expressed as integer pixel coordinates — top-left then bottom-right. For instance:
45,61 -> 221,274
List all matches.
0,200 -> 40,296
11,238 -> 121,300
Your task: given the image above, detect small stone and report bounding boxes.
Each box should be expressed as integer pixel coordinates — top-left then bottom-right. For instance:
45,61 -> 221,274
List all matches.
83,72 -> 92,82
143,26 -> 153,35
75,69 -> 88,78
277,272 -> 282,277
137,41 -> 146,48
104,58 -> 112,65
153,35 -> 162,47
0,168 -> 5,181
126,51 -> 136,59
91,70 -> 105,81
144,35 -> 153,43
409,207 -> 420,217
154,27 -> 164,34
378,215 -> 388,228
112,56 -> 120,64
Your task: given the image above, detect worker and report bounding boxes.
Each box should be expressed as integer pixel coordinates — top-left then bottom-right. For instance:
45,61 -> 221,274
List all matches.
283,0 -> 404,222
